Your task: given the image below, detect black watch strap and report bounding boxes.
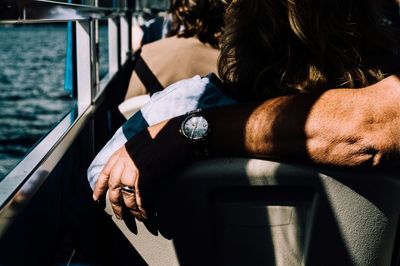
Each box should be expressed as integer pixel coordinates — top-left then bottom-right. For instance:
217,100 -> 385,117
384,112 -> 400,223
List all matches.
180,109 -> 211,158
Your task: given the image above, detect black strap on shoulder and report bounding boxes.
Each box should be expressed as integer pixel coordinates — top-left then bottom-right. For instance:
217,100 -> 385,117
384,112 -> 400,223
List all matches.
134,51 -> 164,95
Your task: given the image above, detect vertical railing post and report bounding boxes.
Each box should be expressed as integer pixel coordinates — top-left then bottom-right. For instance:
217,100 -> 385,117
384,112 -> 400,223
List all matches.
108,17 -> 120,75
120,14 -> 129,64
91,19 -> 100,96
76,20 -> 93,114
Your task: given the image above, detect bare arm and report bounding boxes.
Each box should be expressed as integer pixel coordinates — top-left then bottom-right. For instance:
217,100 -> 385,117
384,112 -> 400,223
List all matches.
94,74 -> 400,219
205,74 -> 400,167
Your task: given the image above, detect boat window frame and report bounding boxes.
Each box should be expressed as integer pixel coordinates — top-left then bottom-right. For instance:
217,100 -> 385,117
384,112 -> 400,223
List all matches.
0,0 -> 134,236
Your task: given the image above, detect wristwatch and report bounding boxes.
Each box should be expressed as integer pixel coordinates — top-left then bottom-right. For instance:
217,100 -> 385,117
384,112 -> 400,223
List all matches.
179,109 -> 211,157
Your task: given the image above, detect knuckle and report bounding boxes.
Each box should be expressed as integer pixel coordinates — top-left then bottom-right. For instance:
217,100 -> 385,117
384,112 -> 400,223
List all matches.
129,210 -> 143,220
121,191 -> 136,201
111,202 -> 121,207
111,202 -> 122,210
108,180 -> 120,189
121,176 -> 135,187
109,193 -> 122,204
123,198 -> 138,209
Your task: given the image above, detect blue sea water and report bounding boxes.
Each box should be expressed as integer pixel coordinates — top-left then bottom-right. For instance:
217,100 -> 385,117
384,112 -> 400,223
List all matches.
0,23 -> 74,179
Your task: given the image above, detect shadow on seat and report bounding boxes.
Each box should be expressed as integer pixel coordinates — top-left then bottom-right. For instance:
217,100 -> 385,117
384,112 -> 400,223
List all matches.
108,158 -> 400,266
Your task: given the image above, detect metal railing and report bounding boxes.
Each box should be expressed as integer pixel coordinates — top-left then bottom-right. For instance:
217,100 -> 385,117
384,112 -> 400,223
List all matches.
0,0 -> 134,236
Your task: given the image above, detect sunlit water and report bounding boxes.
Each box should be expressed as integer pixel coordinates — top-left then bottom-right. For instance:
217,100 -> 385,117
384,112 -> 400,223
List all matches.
0,24 -> 73,179
0,21 -> 111,180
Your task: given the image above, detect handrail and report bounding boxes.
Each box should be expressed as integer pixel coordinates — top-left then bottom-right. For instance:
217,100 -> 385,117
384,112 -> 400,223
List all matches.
0,0 -> 133,23
0,0 -> 135,237
0,105 -> 90,236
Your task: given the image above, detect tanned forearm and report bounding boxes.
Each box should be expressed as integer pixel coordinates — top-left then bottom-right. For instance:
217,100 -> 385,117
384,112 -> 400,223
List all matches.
147,74 -> 400,168
301,77 -> 400,167
202,74 -> 400,167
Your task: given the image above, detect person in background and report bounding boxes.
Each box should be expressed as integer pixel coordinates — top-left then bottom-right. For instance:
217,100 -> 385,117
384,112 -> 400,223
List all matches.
124,0 -> 226,100
92,0 -> 400,220
132,13 -> 171,51
132,0 -> 171,49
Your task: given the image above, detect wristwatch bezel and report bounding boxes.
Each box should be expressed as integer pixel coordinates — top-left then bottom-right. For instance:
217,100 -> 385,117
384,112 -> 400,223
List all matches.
179,109 -> 211,142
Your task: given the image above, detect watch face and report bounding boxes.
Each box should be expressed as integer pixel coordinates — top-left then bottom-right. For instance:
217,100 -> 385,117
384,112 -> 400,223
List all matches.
181,115 -> 209,140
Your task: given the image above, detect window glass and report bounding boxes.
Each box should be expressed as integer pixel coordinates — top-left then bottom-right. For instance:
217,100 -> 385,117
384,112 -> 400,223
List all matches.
0,23 -> 74,180
98,20 -> 109,80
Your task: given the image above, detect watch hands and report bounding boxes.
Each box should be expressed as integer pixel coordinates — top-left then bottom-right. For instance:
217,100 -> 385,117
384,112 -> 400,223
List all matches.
191,122 -> 198,138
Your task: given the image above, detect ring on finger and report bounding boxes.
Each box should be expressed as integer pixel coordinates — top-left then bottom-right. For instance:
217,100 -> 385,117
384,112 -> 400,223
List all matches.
121,185 -> 135,194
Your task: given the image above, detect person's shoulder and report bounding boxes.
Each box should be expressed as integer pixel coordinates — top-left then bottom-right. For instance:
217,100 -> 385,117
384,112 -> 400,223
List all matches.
178,37 -> 219,53
142,36 -> 217,52
141,36 -> 183,51
139,36 -> 182,59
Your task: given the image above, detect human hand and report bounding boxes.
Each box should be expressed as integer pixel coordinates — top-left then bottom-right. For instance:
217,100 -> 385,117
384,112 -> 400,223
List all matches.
92,118 -> 193,220
93,144 -> 145,220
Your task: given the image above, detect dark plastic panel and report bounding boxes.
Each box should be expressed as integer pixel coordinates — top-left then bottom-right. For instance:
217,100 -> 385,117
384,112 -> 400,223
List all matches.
110,158 -> 400,266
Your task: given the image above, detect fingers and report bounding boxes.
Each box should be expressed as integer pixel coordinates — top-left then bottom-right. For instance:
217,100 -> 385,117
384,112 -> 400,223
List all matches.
121,167 -> 147,220
92,146 -> 148,221
121,168 -> 138,211
93,152 -> 120,201
108,188 -> 123,219
135,176 -> 147,219
108,159 -> 125,219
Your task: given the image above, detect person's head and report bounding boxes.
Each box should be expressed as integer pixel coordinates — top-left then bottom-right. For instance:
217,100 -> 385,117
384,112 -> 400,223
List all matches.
219,0 -> 400,99
167,0 -> 228,48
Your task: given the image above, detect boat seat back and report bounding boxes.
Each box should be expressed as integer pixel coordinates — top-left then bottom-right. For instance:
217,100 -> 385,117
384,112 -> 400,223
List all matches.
109,158 -> 400,266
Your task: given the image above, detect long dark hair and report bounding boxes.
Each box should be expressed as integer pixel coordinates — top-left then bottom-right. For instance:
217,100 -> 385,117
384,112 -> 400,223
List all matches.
219,0 -> 400,99
167,0 -> 227,48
